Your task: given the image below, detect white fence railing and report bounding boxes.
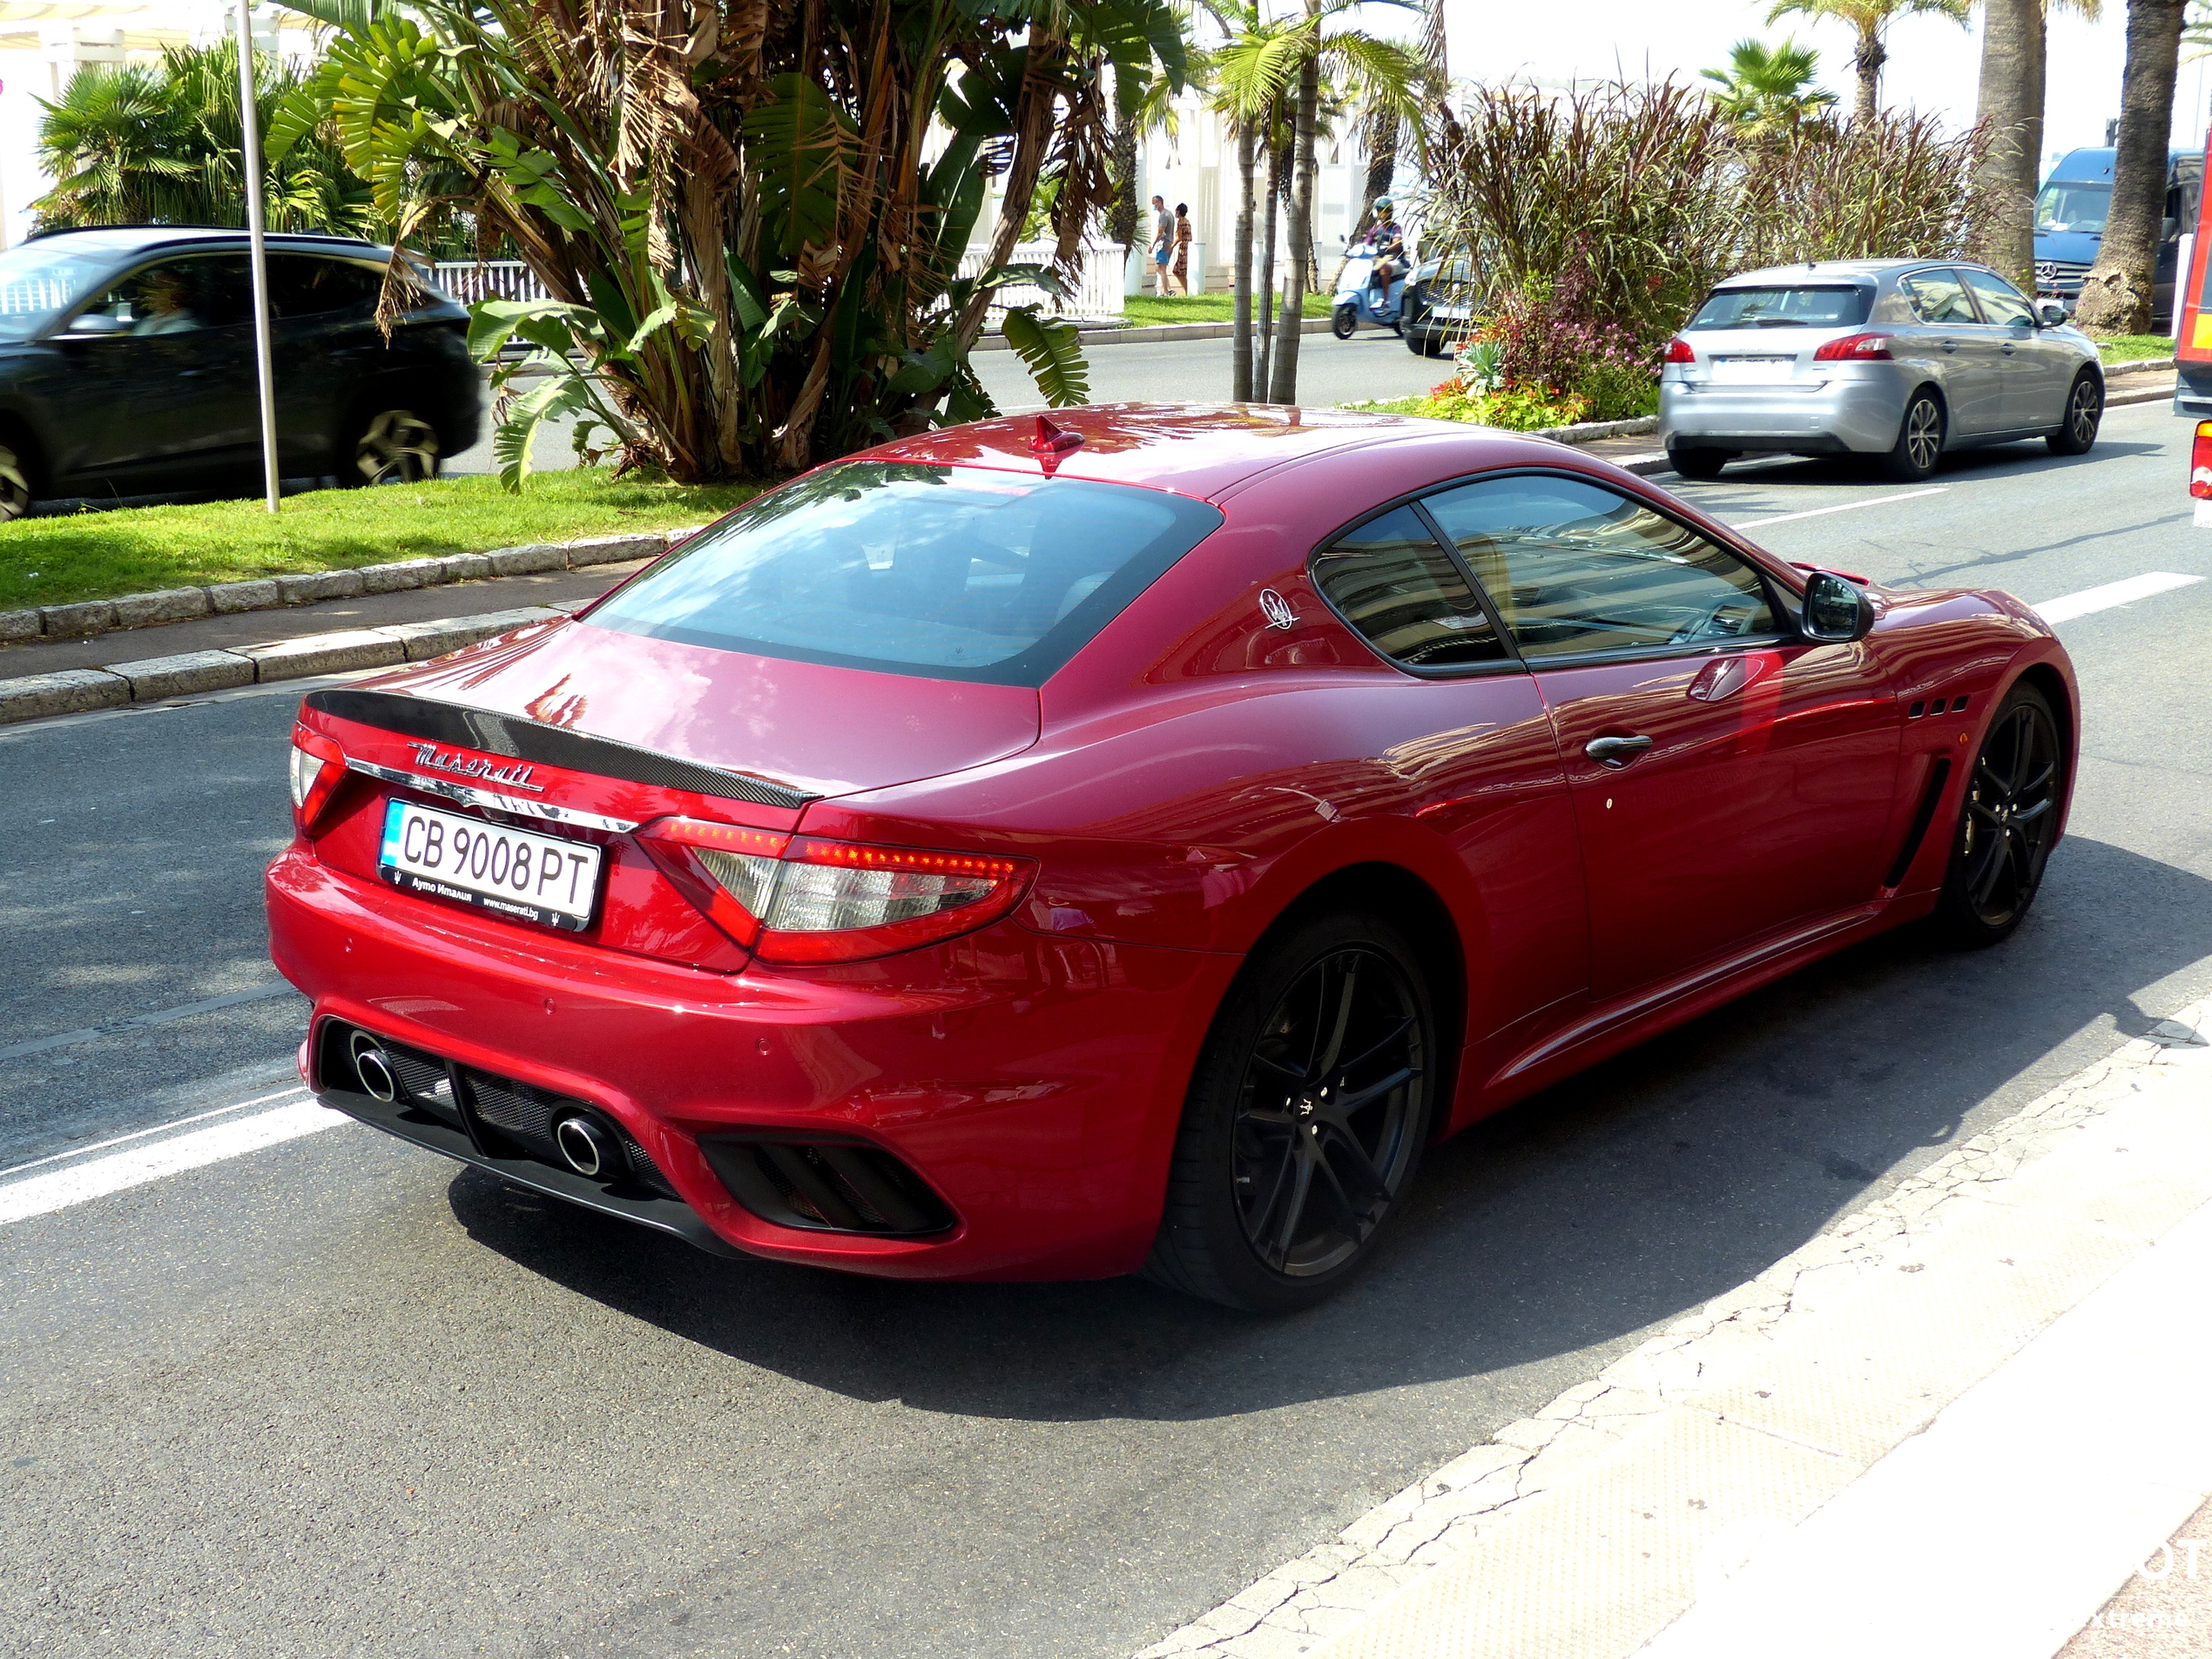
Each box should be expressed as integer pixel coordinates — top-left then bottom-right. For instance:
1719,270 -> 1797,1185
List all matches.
429,260 -> 549,307
430,246 -> 1129,326
957,242 -> 1128,323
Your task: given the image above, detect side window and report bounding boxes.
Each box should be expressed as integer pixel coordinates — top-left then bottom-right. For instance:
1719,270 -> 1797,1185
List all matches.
198,257 -> 255,327
1310,504 -> 1507,671
268,257 -> 382,318
1961,268 -> 2034,327
1421,476 -> 1778,659
1900,268 -> 1979,325
76,261 -> 207,335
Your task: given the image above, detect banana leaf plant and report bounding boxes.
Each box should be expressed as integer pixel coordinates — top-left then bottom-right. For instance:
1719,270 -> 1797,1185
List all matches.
268,0 -> 1184,484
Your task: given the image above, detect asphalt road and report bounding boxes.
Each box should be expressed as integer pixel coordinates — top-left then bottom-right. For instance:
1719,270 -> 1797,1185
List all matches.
445,327 -> 1448,475
4,400 -> 2210,1658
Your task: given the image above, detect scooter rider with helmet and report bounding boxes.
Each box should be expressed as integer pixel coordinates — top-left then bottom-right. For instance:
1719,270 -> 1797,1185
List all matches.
1368,198 -> 1406,296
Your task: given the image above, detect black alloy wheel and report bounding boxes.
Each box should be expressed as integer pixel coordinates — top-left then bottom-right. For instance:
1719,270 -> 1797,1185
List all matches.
1881,391 -> 1945,482
1331,304 -> 1358,341
0,442 -> 30,521
2047,371 -> 2102,456
1146,909 -> 1434,1311
1935,683 -> 2063,947
347,407 -> 442,486
1667,445 -> 1730,482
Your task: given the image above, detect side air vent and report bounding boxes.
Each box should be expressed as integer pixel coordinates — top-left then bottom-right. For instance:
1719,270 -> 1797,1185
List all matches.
1885,756 -> 1953,889
302,688 -> 813,810
699,1135 -> 956,1237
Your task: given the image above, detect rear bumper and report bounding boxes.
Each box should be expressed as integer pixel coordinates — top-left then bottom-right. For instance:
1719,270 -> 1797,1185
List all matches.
266,848 -> 1240,1281
1660,372 -> 1903,455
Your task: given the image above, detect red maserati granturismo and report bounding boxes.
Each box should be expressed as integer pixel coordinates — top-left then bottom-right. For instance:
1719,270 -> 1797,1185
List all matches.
266,404 -> 2077,1310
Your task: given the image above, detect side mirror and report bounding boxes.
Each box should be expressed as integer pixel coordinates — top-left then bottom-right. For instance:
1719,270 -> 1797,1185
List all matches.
1801,570 -> 1873,643
2033,299 -> 2069,327
55,313 -> 126,340
2163,215 -> 2179,239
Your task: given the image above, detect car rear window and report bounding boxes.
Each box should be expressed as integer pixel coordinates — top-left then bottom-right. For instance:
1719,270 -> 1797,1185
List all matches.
587,462 -> 1224,685
1687,286 -> 1871,329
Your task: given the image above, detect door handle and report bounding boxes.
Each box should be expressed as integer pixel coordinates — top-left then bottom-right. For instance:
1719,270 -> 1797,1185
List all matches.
1585,734 -> 1654,767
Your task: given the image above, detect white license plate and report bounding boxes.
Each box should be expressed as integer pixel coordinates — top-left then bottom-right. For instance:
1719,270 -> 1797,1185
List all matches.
378,799 -> 603,932
1433,305 -> 1471,320
1710,357 -> 1797,384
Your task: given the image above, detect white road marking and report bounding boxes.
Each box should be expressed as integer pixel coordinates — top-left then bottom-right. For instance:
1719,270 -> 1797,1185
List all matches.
2033,570 -> 2205,624
1732,487 -> 1946,529
0,1100 -> 347,1227
0,982 -> 302,1062
0,1087 -> 307,1182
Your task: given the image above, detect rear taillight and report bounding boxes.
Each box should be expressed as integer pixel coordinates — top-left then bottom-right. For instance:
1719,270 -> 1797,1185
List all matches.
636,820 -> 1035,965
289,725 -> 346,832
1664,338 -> 1695,364
1812,332 -> 1894,362
2192,421 -> 2212,498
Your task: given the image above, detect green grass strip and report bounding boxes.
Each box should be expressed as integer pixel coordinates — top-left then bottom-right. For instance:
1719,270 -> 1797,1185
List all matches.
1,469 -> 762,612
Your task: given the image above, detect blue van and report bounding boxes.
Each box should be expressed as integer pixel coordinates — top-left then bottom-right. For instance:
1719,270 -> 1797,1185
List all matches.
2034,146 -> 2204,328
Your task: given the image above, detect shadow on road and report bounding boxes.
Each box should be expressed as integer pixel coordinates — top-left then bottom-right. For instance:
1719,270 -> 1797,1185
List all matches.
448,833 -> 2212,1425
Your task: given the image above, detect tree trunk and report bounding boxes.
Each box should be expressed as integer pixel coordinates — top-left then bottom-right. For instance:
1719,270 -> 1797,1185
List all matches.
1972,0 -> 2042,290
1256,126 -> 1282,395
1266,11 -> 1321,405
1107,116 -> 1140,248
1353,112 -> 1397,242
1232,119 -> 1258,402
1851,26 -> 1885,122
2075,0 -> 2186,334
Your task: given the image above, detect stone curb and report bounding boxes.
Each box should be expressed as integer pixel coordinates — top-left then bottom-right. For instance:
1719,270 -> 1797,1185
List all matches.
0,526 -> 696,651
0,604 -> 571,727
1133,1002 -> 2212,1659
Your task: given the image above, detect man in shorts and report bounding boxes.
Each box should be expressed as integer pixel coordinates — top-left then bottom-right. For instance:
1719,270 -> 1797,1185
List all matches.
1150,195 -> 1175,295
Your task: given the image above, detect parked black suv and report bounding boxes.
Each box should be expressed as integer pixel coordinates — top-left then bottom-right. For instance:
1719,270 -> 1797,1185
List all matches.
0,226 -> 481,517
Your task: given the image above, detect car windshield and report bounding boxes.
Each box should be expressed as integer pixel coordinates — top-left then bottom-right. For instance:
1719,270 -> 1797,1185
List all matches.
587,462 -> 1224,685
1687,285 -> 1871,329
2035,183 -> 2109,233
0,236 -> 139,339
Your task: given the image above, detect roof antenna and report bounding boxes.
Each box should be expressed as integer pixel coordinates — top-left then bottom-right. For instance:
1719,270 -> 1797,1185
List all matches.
1029,413 -> 1083,470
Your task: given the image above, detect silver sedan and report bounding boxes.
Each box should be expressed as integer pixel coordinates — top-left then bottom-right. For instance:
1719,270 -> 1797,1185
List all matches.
1659,259 -> 2105,482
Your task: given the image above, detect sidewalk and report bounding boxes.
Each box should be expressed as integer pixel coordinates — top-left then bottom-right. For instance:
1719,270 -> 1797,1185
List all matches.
1138,1002 -> 2212,1659
0,558 -> 650,678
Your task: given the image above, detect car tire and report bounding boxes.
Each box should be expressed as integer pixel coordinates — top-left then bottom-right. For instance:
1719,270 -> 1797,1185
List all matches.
1931,681 -> 2064,949
1880,390 -> 1946,482
2047,371 -> 2102,456
1667,445 -> 1730,481
342,404 -> 443,487
1143,907 -> 1436,1312
1331,305 -> 1358,341
1405,326 -> 1430,356
0,438 -> 35,521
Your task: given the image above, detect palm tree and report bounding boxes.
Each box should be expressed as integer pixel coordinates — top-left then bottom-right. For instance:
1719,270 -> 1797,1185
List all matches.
1204,4 -> 1299,399
1264,0 -> 1423,404
34,40 -> 372,235
1702,39 -> 1840,135
1973,2 -> 2101,291
1765,0 -> 1973,119
2075,0 -> 2188,332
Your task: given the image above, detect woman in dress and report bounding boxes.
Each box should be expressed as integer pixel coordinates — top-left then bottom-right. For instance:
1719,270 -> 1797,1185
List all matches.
1172,203 -> 1193,295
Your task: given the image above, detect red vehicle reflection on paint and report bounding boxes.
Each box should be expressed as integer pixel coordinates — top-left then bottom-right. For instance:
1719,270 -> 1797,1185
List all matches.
266,404 -> 2077,1310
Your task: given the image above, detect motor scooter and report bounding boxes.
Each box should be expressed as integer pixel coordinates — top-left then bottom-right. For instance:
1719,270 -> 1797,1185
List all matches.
1331,239 -> 1406,338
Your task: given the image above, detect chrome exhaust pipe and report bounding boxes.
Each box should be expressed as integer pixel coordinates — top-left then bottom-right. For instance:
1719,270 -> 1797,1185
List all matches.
554,1113 -> 619,1179
348,1031 -> 398,1103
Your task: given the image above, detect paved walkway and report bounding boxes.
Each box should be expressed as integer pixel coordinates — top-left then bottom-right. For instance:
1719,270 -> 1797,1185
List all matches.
1138,1002 -> 2212,1659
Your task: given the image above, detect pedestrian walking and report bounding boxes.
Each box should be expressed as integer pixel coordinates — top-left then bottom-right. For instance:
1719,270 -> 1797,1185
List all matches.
1150,194 -> 1175,296
1172,203 -> 1193,296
